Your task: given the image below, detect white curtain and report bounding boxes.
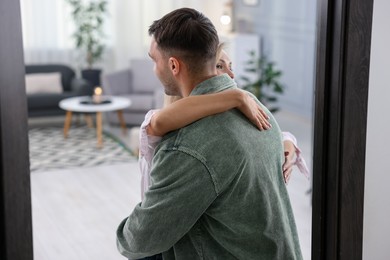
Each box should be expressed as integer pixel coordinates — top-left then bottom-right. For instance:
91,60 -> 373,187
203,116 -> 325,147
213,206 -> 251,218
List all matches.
20,0 -> 225,72
20,0 -> 117,73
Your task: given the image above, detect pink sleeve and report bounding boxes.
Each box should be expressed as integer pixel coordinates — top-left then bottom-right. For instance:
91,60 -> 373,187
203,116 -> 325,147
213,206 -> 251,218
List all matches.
139,110 -> 162,199
282,131 -> 310,179
139,110 -> 162,163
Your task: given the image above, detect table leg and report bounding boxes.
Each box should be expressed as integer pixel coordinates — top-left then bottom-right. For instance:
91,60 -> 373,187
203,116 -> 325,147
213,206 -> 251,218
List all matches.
117,110 -> 127,135
96,112 -> 103,148
63,111 -> 73,138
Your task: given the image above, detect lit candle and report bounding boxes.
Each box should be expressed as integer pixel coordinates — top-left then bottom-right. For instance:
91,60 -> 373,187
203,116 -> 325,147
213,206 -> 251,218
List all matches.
93,87 -> 103,104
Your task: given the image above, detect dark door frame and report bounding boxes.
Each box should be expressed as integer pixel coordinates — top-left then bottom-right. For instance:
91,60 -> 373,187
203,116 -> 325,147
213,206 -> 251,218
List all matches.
0,0 -> 374,259
312,0 -> 373,259
0,0 -> 34,259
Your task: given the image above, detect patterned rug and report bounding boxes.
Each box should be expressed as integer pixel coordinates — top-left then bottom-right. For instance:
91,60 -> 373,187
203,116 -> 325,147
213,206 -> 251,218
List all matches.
29,126 -> 137,173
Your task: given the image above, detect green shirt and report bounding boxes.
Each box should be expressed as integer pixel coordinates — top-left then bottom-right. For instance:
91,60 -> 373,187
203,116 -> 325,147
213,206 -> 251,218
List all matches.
117,74 -> 303,260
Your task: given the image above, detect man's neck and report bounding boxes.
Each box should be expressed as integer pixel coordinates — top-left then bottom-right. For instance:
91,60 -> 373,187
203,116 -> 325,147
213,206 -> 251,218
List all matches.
181,73 -> 217,97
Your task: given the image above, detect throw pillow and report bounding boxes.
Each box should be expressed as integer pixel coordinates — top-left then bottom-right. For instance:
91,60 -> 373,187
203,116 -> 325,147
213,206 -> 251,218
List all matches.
25,72 -> 63,94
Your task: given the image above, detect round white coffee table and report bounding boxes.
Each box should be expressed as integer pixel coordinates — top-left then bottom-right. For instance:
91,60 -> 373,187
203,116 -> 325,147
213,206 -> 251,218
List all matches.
59,96 -> 131,147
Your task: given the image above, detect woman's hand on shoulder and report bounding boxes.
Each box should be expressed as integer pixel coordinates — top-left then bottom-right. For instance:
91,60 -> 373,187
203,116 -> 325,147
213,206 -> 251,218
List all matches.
236,90 -> 271,131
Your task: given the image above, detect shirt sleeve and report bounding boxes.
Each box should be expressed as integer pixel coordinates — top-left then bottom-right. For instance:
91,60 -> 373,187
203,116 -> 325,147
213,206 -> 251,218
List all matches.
117,148 -> 217,259
282,131 -> 310,179
139,110 -> 162,199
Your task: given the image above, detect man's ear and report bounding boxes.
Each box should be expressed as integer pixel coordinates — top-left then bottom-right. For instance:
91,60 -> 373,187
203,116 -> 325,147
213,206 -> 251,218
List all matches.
168,57 -> 180,76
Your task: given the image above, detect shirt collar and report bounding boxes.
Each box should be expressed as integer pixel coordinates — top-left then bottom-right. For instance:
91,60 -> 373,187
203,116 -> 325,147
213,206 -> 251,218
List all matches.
190,74 -> 237,96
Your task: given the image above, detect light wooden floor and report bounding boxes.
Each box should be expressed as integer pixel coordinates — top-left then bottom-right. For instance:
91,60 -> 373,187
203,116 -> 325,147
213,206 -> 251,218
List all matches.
30,110 -> 313,260
31,163 -> 142,260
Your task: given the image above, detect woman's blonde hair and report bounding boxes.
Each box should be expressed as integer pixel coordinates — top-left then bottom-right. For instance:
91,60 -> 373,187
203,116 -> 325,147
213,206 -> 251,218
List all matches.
216,42 -> 226,61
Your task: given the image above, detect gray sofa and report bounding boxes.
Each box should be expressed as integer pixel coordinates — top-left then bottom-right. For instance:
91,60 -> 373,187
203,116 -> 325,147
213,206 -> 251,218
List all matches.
26,64 -> 94,117
101,59 -> 164,126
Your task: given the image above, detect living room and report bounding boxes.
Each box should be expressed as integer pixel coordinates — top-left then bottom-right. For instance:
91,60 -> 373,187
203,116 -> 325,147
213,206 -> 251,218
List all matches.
22,0 -> 315,259
3,0 -> 387,259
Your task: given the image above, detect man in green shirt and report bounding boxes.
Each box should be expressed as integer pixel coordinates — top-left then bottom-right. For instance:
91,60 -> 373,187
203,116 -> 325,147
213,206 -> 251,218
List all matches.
117,8 -> 303,260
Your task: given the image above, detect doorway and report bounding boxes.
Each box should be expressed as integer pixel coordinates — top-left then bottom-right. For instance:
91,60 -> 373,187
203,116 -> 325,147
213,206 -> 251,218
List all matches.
0,0 -> 373,259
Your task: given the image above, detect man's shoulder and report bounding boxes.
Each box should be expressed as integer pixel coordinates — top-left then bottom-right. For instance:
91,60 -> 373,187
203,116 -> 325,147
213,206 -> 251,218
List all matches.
156,109 -> 263,157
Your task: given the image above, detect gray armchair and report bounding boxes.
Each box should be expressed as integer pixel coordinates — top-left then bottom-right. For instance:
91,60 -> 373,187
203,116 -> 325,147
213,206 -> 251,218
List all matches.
101,59 -> 164,126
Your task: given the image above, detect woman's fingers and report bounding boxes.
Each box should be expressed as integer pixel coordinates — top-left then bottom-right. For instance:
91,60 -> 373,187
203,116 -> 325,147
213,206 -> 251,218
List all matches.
242,93 -> 272,131
256,112 -> 271,130
255,117 -> 264,131
283,168 -> 292,184
258,107 -> 272,129
283,153 -> 294,184
259,106 -> 270,120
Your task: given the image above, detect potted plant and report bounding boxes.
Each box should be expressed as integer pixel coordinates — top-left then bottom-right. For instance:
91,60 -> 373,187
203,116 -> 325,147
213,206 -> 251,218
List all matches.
240,50 -> 285,113
66,0 -> 108,88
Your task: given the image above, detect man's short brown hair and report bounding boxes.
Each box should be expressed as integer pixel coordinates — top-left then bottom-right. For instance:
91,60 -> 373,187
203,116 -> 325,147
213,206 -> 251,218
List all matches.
149,8 -> 219,74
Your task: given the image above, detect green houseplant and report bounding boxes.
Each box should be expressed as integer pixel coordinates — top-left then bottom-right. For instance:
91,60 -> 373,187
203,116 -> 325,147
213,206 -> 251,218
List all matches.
66,0 -> 108,87
240,51 -> 285,113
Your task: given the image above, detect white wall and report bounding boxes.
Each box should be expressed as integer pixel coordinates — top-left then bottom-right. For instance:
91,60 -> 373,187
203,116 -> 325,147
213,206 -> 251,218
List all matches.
363,0 -> 390,259
233,0 -> 317,118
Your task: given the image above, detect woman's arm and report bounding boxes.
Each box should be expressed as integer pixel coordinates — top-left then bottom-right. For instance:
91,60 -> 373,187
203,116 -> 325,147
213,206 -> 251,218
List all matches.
147,89 -> 271,136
